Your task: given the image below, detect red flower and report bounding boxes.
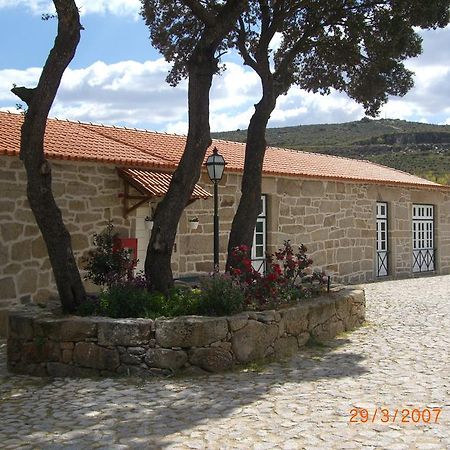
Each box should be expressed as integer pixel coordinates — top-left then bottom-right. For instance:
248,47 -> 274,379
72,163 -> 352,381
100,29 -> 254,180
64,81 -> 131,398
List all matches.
272,264 -> 282,275
266,273 -> 278,282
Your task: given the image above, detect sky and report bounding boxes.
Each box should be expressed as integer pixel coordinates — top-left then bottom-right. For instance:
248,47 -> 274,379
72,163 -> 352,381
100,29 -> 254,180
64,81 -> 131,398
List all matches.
0,0 -> 449,134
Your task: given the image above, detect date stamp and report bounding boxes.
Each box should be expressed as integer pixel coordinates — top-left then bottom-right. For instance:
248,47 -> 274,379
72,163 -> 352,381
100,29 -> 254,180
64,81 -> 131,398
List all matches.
349,407 -> 442,424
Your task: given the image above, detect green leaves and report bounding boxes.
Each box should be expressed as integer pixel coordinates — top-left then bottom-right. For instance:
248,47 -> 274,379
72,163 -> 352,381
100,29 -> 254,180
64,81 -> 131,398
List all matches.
83,221 -> 134,288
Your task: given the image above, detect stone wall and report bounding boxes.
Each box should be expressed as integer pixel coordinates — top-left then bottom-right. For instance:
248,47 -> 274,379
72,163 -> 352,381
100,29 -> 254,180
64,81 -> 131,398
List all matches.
0,156 -> 132,334
1,154 -> 450,336
174,173 -> 450,283
7,287 -> 365,377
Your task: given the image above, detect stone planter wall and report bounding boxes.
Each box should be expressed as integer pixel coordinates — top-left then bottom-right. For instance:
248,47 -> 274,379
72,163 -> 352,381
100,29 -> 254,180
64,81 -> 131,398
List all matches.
7,287 -> 365,378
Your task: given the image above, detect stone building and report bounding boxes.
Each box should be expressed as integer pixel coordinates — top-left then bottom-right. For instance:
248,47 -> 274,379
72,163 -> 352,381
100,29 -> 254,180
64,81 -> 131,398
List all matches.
1,111 -> 449,335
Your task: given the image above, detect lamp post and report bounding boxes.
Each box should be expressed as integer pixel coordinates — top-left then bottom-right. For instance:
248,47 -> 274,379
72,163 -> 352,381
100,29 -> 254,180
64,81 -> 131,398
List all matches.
206,147 -> 226,273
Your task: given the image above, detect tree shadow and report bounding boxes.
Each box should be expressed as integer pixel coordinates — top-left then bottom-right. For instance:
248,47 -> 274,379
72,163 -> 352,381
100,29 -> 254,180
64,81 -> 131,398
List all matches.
0,337 -> 369,448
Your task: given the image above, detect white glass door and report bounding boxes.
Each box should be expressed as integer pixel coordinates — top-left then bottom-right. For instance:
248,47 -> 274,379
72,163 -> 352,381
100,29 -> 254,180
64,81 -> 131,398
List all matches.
251,195 -> 267,274
376,202 -> 388,277
412,204 -> 434,272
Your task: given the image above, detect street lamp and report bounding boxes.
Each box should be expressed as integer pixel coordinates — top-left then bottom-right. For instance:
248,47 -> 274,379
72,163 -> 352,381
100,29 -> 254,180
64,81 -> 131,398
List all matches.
206,147 -> 226,273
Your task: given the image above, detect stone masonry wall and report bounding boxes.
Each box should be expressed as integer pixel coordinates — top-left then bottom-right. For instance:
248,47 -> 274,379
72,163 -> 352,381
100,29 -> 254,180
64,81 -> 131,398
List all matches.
175,173 -> 450,283
2,154 -> 450,336
0,156 -> 132,334
7,287 -> 365,377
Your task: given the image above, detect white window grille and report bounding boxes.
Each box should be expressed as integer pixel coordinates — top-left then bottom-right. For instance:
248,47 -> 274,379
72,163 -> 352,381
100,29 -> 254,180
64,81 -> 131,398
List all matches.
412,204 -> 435,273
376,202 -> 388,277
251,195 -> 267,274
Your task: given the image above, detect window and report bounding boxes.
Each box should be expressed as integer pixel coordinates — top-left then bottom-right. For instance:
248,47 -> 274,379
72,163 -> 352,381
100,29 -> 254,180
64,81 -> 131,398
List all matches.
376,202 -> 388,277
251,195 -> 267,274
412,204 -> 435,273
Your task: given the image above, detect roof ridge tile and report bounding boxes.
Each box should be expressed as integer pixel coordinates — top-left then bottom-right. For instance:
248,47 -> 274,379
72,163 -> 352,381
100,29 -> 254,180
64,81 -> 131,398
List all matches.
0,110 -> 448,191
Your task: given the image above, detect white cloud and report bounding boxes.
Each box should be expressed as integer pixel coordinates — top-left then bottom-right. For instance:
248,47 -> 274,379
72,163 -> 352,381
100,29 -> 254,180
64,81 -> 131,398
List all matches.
165,120 -> 188,135
268,88 -> 364,127
0,68 -> 44,115
0,59 -> 188,131
269,32 -> 283,52
211,106 -> 256,132
1,22 -> 449,133
210,63 -> 260,112
412,25 -> 450,67
78,0 -> 140,17
0,0 -> 52,14
378,59 -> 450,123
0,0 -> 141,17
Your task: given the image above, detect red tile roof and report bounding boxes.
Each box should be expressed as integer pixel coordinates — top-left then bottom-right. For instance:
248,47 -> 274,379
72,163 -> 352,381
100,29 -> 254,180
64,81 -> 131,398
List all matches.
0,111 -> 446,190
118,168 -> 212,199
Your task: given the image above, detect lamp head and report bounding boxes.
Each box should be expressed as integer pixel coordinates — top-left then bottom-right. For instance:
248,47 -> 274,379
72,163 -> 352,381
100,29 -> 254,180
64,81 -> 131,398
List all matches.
206,147 -> 226,182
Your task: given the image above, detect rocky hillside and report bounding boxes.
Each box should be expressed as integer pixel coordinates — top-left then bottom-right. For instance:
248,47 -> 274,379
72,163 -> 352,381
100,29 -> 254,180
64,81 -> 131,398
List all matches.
212,118 -> 450,185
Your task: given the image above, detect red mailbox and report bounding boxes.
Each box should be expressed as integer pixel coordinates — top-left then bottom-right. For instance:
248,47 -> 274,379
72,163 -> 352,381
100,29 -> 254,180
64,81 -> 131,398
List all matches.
113,237 -> 138,268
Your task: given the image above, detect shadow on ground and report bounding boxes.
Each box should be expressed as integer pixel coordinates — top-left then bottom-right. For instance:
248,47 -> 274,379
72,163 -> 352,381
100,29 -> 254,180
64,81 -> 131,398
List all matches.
0,336 -> 368,448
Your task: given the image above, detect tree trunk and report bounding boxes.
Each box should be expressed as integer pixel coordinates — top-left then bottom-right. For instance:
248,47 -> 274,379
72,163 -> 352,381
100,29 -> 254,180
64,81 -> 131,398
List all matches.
145,47 -> 216,294
12,0 -> 85,312
226,89 -> 276,269
144,0 -> 247,294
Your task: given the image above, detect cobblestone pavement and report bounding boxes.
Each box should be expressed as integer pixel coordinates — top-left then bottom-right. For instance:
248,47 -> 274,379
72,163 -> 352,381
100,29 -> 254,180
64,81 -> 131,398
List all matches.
0,275 -> 449,449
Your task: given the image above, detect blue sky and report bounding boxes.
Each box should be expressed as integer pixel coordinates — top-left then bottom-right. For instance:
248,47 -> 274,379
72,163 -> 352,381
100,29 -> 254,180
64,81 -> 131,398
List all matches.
1,1 -> 449,133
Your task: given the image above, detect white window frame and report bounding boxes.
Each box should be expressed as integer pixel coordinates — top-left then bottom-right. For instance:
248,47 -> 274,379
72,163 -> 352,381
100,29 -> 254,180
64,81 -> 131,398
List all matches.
251,195 -> 267,274
376,202 -> 388,277
412,204 -> 435,273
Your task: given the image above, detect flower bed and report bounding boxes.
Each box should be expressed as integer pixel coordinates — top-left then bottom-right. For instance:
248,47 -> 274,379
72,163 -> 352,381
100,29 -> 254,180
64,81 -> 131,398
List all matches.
79,236 -> 330,320
7,286 -> 365,377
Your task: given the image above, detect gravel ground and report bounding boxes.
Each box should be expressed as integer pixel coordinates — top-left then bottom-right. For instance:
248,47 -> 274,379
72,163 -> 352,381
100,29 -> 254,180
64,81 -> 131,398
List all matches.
0,275 -> 449,449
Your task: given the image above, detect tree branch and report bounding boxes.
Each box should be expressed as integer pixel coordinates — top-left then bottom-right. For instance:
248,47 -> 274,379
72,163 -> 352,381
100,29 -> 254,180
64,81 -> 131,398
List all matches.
236,17 -> 259,72
258,0 -> 270,35
182,0 -> 216,26
26,0 -> 81,121
212,0 -> 247,39
11,86 -> 36,105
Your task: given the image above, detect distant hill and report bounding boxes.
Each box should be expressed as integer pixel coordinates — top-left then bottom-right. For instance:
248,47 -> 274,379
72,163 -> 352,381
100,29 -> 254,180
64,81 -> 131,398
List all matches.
212,118 -> 450,185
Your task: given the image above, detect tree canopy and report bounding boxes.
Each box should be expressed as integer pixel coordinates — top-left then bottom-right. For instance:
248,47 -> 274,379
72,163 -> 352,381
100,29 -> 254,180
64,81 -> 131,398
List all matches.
141,0 -> 449,281
227,0 -> 450,258
144,1 -> 450,114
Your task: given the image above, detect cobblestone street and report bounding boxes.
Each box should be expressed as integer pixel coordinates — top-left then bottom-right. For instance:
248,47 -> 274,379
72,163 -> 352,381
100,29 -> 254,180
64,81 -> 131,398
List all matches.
0,275 -> 449,449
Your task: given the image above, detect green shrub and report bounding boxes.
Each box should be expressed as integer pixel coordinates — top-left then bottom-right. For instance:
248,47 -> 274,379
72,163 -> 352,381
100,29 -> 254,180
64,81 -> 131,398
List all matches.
197,275 -> 245,316
78,228 -> 326,319
162,288 -> 203,317
77,284 -> 202,319
76,295 -> 101,316
98,285 -> 152,318
83,221 -> 134,288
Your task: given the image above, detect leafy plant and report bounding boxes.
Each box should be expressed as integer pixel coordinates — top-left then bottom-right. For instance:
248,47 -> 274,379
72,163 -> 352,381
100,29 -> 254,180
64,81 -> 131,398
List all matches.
98,283 -> 155,318
83,221 -> 135,288
197,274 -> 245,316
162,288 -> 203,317
79,225 -> 326,319
76,294 -> 101,316
229,241 -> 327,307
